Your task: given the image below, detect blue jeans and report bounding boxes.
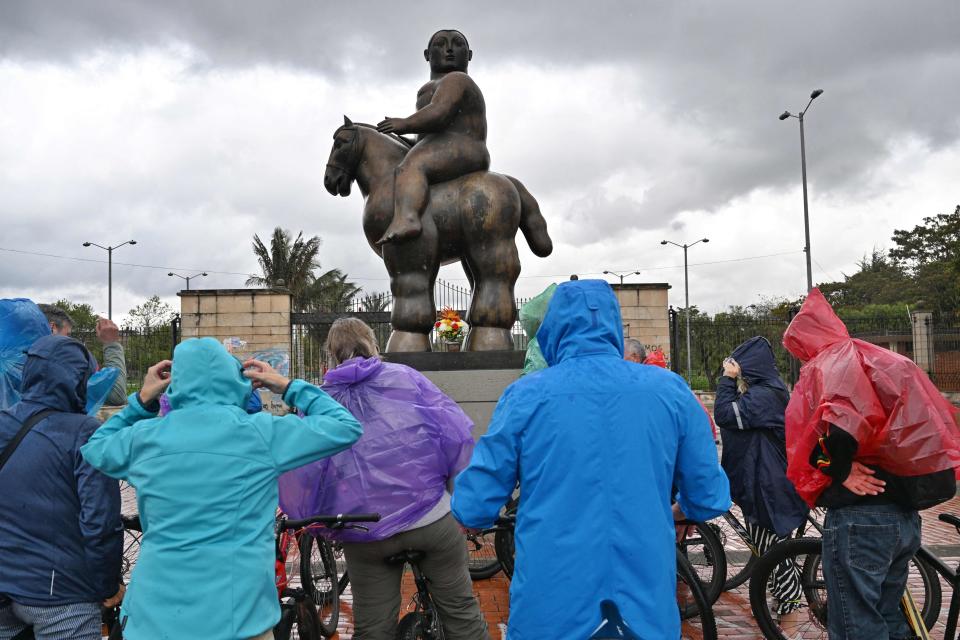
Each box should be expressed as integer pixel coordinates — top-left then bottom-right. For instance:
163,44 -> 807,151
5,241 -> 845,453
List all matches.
0,600 -> 100,640
821,504 -> 921,640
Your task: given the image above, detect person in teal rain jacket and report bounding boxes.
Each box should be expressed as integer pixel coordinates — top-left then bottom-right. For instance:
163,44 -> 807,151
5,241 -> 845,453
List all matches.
451,280 -> 730,639
80,337 -> 363,640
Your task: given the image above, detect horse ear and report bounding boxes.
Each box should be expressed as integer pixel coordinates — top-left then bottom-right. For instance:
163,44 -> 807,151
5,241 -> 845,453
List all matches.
343,115 -> 353,127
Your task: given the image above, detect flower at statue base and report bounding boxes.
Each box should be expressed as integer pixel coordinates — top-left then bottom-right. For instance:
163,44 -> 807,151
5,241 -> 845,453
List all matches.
436,307 -> 468,343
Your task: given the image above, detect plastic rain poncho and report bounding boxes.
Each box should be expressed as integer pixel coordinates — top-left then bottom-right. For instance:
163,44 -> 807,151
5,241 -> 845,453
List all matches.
0,299 -> 51,409
278,356 -> 475,543
783,288 -> 960,506
519,283 -> 557,376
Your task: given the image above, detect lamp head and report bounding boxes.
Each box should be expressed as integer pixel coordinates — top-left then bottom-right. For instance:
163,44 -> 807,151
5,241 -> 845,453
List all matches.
779,111 -> 791,121
129,240 -> 137,245
810,89 -> 824,99
168,272 -> 174,277
703,238 -> 710,243
603,270 -> 611,274
201,272 -> 208,277
82,242 -> 91,247
660,240 -> 668,245
634,271 -> 641,275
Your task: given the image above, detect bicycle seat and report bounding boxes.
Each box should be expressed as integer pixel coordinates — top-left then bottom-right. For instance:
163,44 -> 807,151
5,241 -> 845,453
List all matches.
939,513 -> 960,534
385,550 -> 426,566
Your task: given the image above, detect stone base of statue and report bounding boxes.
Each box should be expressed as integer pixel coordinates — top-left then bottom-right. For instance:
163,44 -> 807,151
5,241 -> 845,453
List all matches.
382,350 -> 523,437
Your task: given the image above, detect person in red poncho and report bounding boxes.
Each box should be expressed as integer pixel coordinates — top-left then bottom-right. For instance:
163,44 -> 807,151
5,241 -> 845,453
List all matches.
783,288 -> 960,639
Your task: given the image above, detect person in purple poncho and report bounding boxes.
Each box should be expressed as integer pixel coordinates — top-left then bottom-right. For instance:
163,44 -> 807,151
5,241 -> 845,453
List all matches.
279,318 -> 488,640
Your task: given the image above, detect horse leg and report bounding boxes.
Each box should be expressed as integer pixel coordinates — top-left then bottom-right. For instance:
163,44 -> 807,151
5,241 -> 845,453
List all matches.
382,228 -> 439,352
462,235 -> 520,352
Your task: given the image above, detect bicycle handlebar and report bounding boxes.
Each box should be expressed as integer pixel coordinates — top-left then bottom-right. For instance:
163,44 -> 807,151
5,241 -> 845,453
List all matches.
281,513 -> 381,530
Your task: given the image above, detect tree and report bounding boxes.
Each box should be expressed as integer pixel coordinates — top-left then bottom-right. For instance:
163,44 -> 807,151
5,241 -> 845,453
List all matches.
359,292 -> 391,312
52,299 -> 97,332
818,249 -> 916,309
246,228 -> 322,310
127,296 -> 174,331
889,205 -> 960,314
304,268 -> 363,311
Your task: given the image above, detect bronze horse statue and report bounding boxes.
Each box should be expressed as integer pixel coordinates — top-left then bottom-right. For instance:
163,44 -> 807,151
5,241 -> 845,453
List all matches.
324,117 -> 552,352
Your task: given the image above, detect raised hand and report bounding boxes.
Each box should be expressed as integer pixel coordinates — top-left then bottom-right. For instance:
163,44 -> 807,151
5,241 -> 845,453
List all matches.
140,360 -> 172,404
103,584 -> 126,608
243,359 -> 291,395
841,461 -> 886,496
96,317 -> 120,345
722,358 -> 741,379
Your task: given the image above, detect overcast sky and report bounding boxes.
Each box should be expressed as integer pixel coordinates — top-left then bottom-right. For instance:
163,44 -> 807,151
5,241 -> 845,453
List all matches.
1,1 -> 958,322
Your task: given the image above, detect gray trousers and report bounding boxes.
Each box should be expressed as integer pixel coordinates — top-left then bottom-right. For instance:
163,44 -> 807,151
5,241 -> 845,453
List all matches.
342,513 -> 489,640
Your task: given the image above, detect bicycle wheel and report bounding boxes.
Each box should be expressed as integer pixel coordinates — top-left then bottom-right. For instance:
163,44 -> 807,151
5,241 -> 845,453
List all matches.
676,522 -> 726,611
292,595 -> 321,640
494,524 -> 515,580
750,537 -> 828,639
396,612 -> 427,640
677,550 -> 718,640
710,509 -> 759,591
273,606 -> 294,640
467,530 -> 501,580
299,534 -> 340,637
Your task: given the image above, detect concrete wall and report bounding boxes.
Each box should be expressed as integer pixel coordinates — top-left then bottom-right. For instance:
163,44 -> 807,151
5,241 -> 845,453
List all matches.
178,288 -> 292,413
419,369 -> 520,439
613,283 -> 672,360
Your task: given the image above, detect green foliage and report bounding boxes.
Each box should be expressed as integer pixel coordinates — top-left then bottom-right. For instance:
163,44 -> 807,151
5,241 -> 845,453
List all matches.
246,227 -> 362,312
52,299 -> 97,332
358,292 -> 391,312
889,205 -> 960,314
246,228 -> 323,310
126,296 -> 174,331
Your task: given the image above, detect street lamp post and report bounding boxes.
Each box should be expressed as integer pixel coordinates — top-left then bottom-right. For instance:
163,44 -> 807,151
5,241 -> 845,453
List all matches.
602,270 -> 642,286
168,271 -> 208,291
660,238 -> 709,381
780,88 -> 824,292
82,240 -> 137,320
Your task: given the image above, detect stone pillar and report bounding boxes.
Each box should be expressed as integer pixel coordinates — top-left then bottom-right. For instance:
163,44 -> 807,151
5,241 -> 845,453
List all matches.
178,289 -> 292,414
911,310 -> 935,375
612,283 -> 672,362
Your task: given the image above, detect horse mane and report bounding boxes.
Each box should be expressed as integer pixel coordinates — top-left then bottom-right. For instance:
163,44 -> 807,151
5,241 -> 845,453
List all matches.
335,122 -> 414,149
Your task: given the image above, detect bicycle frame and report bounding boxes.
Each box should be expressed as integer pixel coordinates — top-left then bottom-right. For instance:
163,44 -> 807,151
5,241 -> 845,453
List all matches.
406,561 -> 445,639
915,545 -> 960,640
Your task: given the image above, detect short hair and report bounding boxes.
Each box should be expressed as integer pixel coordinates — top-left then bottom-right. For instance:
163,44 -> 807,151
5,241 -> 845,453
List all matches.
324,318 -> 380,369
427,29 -> 470,50
38,304 -> 74,331
624,338 -> 646,361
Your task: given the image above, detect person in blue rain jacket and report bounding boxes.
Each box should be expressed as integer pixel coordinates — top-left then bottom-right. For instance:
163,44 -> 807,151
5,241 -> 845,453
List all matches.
80,337 -> 363,640
451,280 -> 730,639
713,336 -> 808,617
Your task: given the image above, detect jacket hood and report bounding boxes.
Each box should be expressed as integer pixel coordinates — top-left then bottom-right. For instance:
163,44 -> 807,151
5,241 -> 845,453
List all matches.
538,280 -> 623,366
166,337 -> 252,410
731,336 -> 786,388
782,288 -> 850,362
20,335 -> 97,412
323,356 -> 383,386
643,349 -> 668,368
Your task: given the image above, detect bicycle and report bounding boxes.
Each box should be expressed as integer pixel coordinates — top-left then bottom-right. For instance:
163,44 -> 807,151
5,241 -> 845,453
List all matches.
101,513 -> 143,640
275,512 -> 380,640
747,515 -> 950,639
710,504 -> 825,591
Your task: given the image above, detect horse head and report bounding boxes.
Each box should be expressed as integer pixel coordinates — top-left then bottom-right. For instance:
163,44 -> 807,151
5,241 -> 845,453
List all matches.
324,115 -> 361,197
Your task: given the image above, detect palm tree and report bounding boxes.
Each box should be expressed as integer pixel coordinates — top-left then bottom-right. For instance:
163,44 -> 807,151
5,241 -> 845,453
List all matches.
246,228 -> 322,310
305,268 -> 363,312
359,292 -> 391,312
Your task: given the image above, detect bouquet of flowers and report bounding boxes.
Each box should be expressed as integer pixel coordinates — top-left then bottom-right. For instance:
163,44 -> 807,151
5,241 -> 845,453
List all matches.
435,307 -> 468,343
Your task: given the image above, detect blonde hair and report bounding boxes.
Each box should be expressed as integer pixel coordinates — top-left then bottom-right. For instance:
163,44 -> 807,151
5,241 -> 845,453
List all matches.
324,317 -> 380,369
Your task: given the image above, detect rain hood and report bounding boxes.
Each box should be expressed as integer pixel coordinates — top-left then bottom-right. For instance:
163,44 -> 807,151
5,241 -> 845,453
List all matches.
538,279 -> 624,367
783,288 -> 960,505
165,337 -> 252,411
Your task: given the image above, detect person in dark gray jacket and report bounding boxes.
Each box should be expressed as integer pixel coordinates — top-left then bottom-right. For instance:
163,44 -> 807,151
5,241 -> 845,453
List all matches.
0,335 -> 124,640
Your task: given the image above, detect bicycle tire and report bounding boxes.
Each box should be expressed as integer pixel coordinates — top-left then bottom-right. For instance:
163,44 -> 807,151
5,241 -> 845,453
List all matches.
494,524 -> 515,580
294,595 -> 321,640
677,522 -> 726,612
299,534 -> 340,637
273,606 -> 295,640
396,612 -> 426,640
466,530 -> 501,580
709,511 -> 759,591
676,550 -> 718,640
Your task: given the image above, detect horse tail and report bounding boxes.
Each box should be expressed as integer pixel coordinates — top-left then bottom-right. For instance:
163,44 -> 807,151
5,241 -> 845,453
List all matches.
507,176 -> 553,257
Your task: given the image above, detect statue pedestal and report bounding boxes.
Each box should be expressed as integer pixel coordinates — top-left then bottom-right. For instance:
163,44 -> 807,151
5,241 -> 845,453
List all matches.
382,351 -> 523,439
